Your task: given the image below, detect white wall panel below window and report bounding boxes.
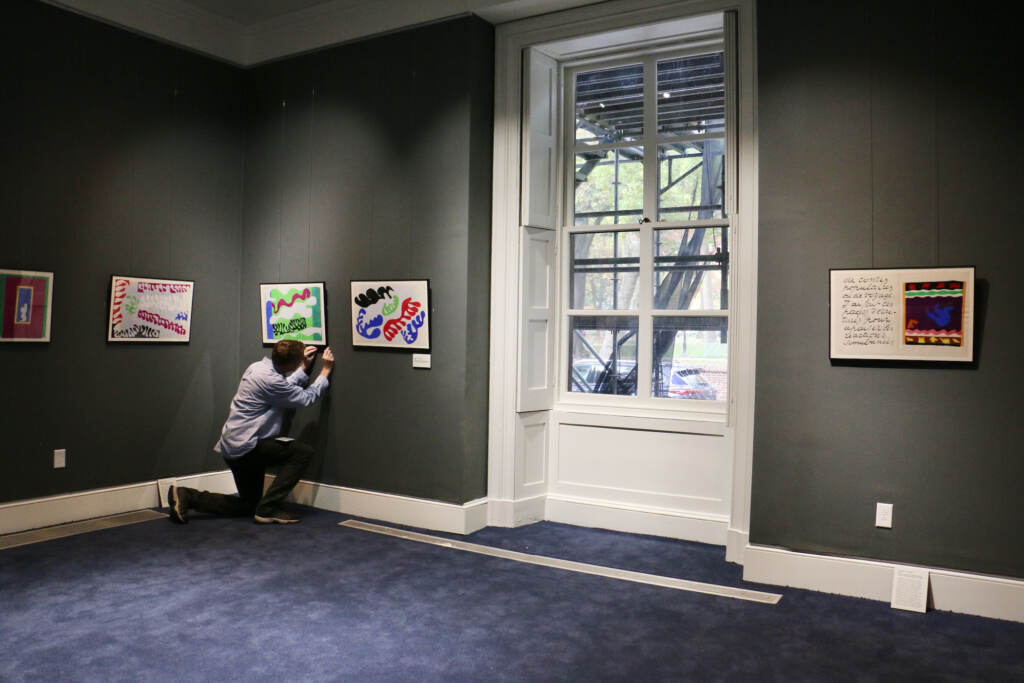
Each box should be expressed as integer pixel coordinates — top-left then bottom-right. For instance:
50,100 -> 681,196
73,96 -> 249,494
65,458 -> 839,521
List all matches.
551,421 -> 730,518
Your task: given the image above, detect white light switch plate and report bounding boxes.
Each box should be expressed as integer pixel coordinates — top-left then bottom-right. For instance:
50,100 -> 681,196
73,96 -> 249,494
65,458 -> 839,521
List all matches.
876,502 -> 893,528
53,449 -> 66,469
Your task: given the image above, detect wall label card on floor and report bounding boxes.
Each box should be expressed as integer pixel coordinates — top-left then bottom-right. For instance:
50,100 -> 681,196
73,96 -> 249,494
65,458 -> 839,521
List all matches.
891,566 -> 930,613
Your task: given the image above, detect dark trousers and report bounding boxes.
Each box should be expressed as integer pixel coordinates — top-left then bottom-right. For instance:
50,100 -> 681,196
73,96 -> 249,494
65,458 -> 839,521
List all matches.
187,438 -> 314,517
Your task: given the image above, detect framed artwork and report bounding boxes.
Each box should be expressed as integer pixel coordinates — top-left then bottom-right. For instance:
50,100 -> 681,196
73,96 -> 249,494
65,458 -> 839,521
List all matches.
260,282 -> 327,345
1,268 -> 53,342
351,279 -> 430,350
108,275 -> 194,342
829,266 -> 975,362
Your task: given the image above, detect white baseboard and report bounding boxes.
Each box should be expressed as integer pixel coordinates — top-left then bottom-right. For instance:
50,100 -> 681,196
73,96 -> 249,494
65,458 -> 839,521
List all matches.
725,528 -> 749,564
545,494 -> 729,545
0,472 -> 487,537
743,544 -> 1024,623
0,470 -> 235,536
487,494 -> 546,528
284,478 -> 488,535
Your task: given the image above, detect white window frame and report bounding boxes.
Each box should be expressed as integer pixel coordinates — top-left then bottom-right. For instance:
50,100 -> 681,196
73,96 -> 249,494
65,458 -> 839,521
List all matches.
557,38 -> 734,417
488,1 -> 757,561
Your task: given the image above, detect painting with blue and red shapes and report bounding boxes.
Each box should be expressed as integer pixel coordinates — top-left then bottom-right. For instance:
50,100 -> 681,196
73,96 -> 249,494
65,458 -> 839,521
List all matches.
903,281 -> 964,347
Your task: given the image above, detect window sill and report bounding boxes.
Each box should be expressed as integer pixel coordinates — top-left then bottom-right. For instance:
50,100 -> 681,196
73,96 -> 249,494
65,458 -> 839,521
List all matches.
552,400 -> 727,436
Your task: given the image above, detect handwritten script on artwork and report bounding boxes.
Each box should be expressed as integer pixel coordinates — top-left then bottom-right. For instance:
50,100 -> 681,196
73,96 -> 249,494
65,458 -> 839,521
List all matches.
350,280 -> 430,350
838,274 -> 897,347
108,276 -> 194,342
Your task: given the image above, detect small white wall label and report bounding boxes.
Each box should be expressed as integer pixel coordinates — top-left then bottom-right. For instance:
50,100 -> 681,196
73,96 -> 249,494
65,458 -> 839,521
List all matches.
412,353 -> 431,369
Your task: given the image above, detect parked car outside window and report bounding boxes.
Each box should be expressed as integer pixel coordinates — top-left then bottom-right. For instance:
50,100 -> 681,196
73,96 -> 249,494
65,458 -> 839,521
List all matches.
664,366 -> 716,400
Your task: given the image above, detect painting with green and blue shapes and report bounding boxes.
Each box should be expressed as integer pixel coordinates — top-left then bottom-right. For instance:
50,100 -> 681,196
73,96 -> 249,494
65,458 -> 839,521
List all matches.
259,282 -> 327,345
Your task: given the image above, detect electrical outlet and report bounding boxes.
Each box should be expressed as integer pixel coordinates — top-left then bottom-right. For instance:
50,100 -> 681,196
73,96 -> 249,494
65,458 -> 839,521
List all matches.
53,449 -> 66,469
875,502 -> 893,528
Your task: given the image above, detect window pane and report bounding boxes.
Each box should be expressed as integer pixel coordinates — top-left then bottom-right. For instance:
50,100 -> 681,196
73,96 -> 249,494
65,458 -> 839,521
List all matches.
654,227 -> 728,310
657,53 -> 725,137
651,317 -> 727,401
569,316 -> 639,396
658,140 -> 724,221
570,231 -> 639,310
575,63 -> 643,145
575,148 -> 644,225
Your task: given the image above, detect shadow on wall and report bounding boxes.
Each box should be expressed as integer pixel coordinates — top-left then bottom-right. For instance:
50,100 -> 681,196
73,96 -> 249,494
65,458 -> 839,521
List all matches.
154,350 -> 219,474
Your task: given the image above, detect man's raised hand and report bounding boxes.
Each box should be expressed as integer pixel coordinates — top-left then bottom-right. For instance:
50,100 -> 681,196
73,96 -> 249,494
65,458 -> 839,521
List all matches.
302,345 -> 318,372
320,347 -> 335,377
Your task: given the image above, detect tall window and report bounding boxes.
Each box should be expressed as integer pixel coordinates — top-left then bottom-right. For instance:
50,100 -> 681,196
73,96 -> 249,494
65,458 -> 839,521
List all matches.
565,48 -> 730,405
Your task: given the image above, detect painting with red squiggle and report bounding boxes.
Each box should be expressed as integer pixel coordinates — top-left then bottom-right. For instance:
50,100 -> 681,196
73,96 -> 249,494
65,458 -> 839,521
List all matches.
350,279 -> 430,350
107,275 -> 194,342
259,282 -> 327,345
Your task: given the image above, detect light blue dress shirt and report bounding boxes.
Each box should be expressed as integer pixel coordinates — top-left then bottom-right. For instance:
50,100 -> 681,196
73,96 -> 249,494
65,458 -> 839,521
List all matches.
214,357 -> 329,459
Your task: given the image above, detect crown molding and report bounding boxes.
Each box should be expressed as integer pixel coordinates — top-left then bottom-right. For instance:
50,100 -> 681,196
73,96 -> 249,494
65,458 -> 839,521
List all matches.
241,0 -> 606,65
40,0 -> 607,67
40,0 -> 247,64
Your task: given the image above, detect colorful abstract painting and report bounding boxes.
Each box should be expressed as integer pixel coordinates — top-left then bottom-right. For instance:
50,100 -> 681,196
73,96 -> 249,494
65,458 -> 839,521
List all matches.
108,275 -> 194,342
350,280 -> 429,350
1,269 -> 53,342
903,280 -> 964,347
260,283 -> 327,345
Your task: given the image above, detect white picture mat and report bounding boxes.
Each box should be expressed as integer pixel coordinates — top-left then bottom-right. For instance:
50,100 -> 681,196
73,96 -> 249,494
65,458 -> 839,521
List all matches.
350,280 -> 430,350
107,275 -> 193,343
829,267 -> 974,361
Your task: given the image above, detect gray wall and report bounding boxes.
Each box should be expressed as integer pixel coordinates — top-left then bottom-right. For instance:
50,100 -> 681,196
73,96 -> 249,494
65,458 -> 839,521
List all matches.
0,4 -> 492,508
0,0 -> 245,503
239,17 -> 494,504
752,1 -> 1024,578
0,5 -> 492,508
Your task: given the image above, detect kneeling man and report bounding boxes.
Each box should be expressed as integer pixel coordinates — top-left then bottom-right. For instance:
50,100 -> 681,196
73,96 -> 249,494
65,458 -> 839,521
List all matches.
168,340 -> 334,524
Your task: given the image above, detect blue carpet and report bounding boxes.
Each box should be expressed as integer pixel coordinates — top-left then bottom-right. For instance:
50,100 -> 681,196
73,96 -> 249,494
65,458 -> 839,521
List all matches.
1,505 -> 1022,682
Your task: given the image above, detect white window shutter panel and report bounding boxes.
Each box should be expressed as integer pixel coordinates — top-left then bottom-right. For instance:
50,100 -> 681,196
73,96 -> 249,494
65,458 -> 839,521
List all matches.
522,48 -> 558,229
518,227 -> 556,412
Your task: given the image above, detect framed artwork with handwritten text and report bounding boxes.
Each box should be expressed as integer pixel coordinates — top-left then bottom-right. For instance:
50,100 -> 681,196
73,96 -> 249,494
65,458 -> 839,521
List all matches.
829,266 -> 974,362
260,282 -> 327,345
351,279 -> 430,350
1,268 -> 53,342
108,275 -> 194,342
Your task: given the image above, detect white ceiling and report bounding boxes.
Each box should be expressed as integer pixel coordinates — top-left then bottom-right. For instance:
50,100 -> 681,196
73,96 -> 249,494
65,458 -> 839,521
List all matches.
42,0 -> 608,66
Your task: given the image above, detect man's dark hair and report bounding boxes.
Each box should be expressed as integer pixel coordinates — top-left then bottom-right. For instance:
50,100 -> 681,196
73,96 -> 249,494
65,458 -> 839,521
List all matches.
271,340 -> 304,370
